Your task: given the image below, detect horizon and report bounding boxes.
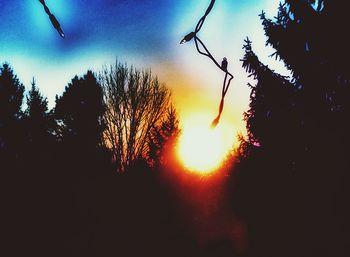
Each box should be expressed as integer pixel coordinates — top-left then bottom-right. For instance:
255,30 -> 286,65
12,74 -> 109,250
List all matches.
1,0 -> 286,139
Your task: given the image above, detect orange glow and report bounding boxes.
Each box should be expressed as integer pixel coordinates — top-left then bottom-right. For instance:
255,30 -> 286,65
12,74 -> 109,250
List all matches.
177,113 -> 236,175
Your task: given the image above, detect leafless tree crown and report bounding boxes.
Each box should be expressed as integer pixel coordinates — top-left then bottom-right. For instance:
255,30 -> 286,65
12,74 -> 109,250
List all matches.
99,61 -> 172,172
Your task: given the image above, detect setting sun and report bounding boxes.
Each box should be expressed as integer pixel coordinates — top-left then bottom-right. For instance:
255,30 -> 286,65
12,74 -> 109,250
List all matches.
177,113 -> 236,174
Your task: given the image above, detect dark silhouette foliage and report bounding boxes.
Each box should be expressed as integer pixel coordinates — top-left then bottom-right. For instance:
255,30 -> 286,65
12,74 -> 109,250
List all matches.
3,1 -> 350,255
1,61 -> 239,257
23,78 -> 56,145
147,105 -> 180,168
55,70 -> 105,150
234,1 -> 350,257
0,63 -> 24,159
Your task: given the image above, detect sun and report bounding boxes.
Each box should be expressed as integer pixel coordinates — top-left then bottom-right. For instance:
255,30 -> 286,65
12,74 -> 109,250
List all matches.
177,114 -> 235,174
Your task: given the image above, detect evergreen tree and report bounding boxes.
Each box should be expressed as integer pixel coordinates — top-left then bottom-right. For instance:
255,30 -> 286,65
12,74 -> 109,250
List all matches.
0,63 -> 27,257
54,70 -> 108,181
147,105 -> 180,168
55,70 -> 105,150
24,78 -> 55,145
235,1 -> 350,256
0,63 -> 24,158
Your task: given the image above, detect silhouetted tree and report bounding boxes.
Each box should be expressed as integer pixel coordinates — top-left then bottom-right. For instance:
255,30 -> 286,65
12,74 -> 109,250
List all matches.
0,63 -> 24,161
234,1 -> 350,257
0,63 -> 239,257
100,61 -> 173,172
55,70 -> 105,150
0,63 -> 31,257
50,71 -> 110,257
147,104 -> 180,168
24,78 -> 55,146
11,78 -> 60,257
53,70 -> 110,185
241,38 -> 301,151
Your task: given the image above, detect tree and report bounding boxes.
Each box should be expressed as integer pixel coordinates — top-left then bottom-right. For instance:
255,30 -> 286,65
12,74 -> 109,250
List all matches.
0,63 -> 26,257
99,61 -> 174,172
24,78 -> 55,145
0,63 -> 25,158
55,70 -> 105,150
241,38 -> 301,151
235,1 -> 350,256
147,104 -> 180,168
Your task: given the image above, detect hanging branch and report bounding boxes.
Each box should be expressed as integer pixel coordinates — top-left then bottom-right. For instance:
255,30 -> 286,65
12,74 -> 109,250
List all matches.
39,0 -> 65,38
180,0 -> 234,127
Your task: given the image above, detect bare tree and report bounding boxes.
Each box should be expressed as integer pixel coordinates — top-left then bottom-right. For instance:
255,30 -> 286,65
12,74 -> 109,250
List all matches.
99,61 -> 172,172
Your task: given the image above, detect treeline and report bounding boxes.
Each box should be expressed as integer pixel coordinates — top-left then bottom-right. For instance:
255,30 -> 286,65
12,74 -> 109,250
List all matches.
233,1 -> 350,257
1,62 -> 204,257
0,61 -> 179,174
3,0 -> 350,256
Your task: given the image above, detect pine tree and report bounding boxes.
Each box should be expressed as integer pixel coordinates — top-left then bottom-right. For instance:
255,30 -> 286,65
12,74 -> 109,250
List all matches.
54,70 -> 109,180
55,70 -> 105,150
0,63 -> 25,157
235,1 -> 350,256
147,105 -> 180,168
1,64 -> 26,248
24,78 -> 54,145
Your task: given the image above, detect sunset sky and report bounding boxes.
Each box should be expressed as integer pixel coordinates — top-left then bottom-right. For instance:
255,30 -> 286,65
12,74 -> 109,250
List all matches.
1,0 -> 285,154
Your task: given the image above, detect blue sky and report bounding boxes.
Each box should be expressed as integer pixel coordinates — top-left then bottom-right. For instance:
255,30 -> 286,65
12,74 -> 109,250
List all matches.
1,0 -> 283,135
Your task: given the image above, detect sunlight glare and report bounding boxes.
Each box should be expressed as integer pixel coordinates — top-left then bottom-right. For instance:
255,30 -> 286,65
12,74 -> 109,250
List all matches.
177,114 -> 235,174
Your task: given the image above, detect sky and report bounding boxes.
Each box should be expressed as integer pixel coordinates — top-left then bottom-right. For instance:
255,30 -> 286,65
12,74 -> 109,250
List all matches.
0,0 -> 285,146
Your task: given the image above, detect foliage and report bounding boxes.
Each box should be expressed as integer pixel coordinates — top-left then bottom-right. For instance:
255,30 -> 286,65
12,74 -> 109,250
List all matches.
23,78 -> 55,143
0,63 -> 24,121
0,63 -> 24,156
55,70 -> 105,149
235,1 -> 350,256
0,63 -> 207,257
147,104 -> 180,168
